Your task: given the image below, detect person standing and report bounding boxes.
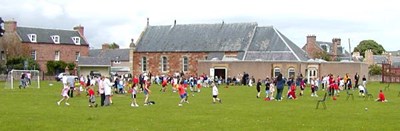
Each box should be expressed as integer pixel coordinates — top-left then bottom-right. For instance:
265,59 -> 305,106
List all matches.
256,79 -> 261,98
275,74 -> 286,101
212,83 -> 222,104
98,76 -> 105,106
103,76 -> 113,106
354,73 -> 360,89
67,75 -> 75,98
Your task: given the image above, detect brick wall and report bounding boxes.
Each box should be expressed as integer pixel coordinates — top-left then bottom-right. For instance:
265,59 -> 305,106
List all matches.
29,43 -> 89,73
133,52 -> 207,76
303,35 -> 324,59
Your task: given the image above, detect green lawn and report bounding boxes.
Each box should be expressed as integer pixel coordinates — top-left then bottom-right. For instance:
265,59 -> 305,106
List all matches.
0,81 -> 399,130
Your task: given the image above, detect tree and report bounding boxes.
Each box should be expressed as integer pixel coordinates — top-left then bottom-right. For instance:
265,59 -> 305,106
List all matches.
368,64 -> 382,75
108,42 -> 119,49
314,51 -> 331,61
46,60 -> 76,75
353,40 -> 385,57
6,56 -> 40,71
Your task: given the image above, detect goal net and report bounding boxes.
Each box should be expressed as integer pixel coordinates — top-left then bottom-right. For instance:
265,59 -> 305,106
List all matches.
5,70 -> 40,89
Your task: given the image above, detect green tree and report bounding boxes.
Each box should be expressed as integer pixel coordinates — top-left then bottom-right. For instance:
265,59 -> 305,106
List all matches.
6,56 -> 40,71
368,64 -> 382,75
109,42 -> 119,49
314,51 -> 331,61
353,40 -> 385,57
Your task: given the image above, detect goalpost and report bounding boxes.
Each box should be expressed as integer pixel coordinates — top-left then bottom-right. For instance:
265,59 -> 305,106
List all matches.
5,70 -> 40,89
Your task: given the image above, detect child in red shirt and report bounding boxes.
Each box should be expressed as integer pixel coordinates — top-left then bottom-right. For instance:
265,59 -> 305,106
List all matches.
376,90 -> 387,102
88,87 -> 97,107
288,83 -> 297,100
178,81 -> 189,106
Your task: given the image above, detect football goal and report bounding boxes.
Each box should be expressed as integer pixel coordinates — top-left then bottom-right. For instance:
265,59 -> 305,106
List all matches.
5,70 -> 40,89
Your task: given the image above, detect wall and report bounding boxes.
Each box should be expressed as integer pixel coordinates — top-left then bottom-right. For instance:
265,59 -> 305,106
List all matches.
79,66 -> 110,77
133,52 -> 207,76
30,43 -> 89,73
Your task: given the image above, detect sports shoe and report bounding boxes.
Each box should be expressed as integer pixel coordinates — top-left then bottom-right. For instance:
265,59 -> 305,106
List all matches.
131,103 -> 135,107
135,104 -> 139,107
178,104 -> 183,106
57,102 -> 60,106
185,101 -> 190,104
65,103 -> 70,106
144,104 -> 148,106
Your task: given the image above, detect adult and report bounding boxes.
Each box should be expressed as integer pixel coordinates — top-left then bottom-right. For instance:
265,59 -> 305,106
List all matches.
103,76 -> 113,106
98,76 -> 105,106
275,74 -> 286,101
67,75 -> 76,98
354,73 -> 360,88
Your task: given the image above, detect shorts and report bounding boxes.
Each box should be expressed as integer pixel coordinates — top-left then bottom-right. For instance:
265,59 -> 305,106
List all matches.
180,93 -> 187,99
212,95 -> 218,98
143,90 -> 148,95
131,94 -> 137,99
61,88 -> 69,97
89,95 -> 95,103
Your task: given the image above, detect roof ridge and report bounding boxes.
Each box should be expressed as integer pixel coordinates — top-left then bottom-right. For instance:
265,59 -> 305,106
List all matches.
149,22 -> 258,27
273,27 -> 301,61
18,26 -> 77,32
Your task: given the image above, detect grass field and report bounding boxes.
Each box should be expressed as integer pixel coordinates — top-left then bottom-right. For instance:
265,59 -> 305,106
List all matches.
1,81 -> 400,130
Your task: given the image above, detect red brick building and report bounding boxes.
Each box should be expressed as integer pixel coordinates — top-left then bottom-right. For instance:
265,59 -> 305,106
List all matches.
0,20 -> 89,73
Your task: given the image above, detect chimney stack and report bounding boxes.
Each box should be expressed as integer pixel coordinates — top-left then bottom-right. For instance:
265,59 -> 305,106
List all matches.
73,25 -> 84,36
4,20 -> 17,32
332,38 -> 341,58
102,43 -> 109,50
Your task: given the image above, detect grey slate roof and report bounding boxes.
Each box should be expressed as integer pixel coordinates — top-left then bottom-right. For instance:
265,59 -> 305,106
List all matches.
16,27 -> 88,45
373,55 -> 388,64
136,23 -> 257,52
136,22 -> 309,61
89,49 -> 130,61
316,41 -> 350,57
78,56 -> 111,66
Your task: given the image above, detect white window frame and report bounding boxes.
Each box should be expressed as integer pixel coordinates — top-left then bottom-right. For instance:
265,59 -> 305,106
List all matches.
28,34 -> 37,43
288,68 -> 295,78
161,56 -> 168,72
182,56 -> 189,72
141,57 -> 147,72
51,35 -> 60,44
274,68 -> 281,78
113,60 -> 121,64
31,50 -> 36,60
72,37 -> 81,45
320,44 -> 330,52
75,52 -> 80,61
55,51 -> 60,61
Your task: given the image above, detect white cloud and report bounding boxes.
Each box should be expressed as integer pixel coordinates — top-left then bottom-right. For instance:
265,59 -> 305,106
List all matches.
1,0 -> 399,51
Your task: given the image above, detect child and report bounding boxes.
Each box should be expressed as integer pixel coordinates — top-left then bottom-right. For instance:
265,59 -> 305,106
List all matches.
310,78 -> 316,97
130,83 -> 139,107
143,76 -> 152,106
376,90 -> 387,102
269,81 -> 275,100
161,77 -> 167,92
212,83 -> 222,104
299,79 -> 305,96
288,83 -> 297,100
88,87 -> 97,107
57,75 -> 70,106
358,85 -> 365,96
178,81 -> 189,106
264,78 -> 271,101
256,79 -> 261,98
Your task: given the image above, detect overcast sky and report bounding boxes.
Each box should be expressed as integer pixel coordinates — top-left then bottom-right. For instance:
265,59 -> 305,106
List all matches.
1,0 -> 399,52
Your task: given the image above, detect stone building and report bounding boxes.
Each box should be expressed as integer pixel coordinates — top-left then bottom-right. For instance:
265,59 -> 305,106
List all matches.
0,20 -> 89,73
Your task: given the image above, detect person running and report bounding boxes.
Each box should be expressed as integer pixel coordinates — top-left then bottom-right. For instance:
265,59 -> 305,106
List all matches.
88,87 -> 97,107
212,83 -> 222,104
57,75 -> 70,106
256,79 -> 262,98
178,81 -> 189,106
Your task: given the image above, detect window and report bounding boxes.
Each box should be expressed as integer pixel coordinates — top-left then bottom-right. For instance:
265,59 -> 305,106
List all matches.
182,56 -> 189,72
55,51 -> 60,61
113,56 -> 120,64
75,52 -> 80,61
161,56 -> 168,72
51,35 -> 60,44
72,37 -> 81,45
274,68 -> 281,78
204,56 -> 208,60
28,34 -> 37,42
1,51 -> 5,60
320,44 -> 329,52
31,50 -> 36,60
288,68 -> 295,78
141,57 -> 147,72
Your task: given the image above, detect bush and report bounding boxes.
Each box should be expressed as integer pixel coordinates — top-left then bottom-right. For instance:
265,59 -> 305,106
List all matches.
368,64 -> 382,75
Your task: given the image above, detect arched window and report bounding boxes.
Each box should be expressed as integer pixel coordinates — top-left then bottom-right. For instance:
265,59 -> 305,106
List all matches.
288,68 -> 295,78
161,56 -> 168,72
141,57 -> 147,72
182,56 -> 189,72
274,68 -> 281,78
